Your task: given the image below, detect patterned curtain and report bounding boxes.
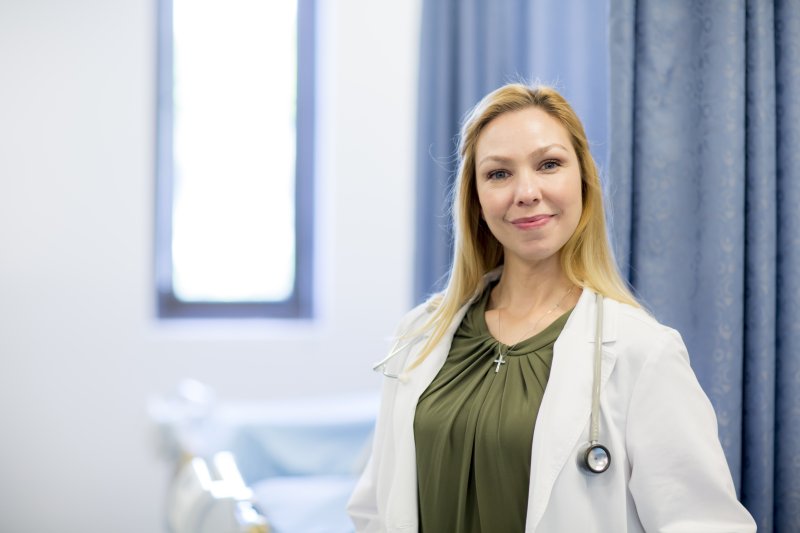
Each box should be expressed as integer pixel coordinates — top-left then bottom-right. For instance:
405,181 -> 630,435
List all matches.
608,1 -> 800,530
414,0 -> 609,301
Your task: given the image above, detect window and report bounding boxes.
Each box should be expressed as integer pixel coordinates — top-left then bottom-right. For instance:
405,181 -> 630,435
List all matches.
155,0 -> 315,318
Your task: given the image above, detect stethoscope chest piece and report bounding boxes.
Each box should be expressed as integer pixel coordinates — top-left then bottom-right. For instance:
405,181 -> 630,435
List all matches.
582,442 -> 611,474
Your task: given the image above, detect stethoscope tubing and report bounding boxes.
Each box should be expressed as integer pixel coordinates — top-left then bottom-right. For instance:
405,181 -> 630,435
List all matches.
584,293 -> 611,474
591,294 -> 603,444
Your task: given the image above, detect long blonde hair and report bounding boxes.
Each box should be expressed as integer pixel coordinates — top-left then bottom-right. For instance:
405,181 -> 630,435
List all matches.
409,83 -> 637,369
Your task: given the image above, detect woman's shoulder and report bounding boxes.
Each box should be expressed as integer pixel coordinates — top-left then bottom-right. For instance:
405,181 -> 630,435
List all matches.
605,296 -> 689,362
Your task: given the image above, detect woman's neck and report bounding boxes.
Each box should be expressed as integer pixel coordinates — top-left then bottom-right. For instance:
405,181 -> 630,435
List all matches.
490,255 -> 576,314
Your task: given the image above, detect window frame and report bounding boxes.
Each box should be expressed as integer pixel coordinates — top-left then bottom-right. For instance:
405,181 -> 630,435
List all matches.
154,0 -> 315,319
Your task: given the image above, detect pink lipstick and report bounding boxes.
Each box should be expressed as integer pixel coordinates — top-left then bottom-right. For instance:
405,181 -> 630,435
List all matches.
512,214 -> 553,229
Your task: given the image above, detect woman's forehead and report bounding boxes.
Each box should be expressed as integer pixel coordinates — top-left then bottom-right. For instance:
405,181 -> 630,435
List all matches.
475,108 -> 574,164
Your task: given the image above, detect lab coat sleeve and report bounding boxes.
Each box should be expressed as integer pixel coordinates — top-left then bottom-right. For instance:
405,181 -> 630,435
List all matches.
346,304 -> 428,532
626,329 -> 756,532
347,376 -> 396,533
347,445 -> 382,532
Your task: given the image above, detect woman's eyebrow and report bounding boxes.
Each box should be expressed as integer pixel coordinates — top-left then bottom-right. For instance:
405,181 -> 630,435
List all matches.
477,154 -> 514,168
477,143 -> 569,168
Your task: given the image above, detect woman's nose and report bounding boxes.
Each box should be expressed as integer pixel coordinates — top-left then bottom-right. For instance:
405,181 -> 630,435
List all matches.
515,171 -> 541,205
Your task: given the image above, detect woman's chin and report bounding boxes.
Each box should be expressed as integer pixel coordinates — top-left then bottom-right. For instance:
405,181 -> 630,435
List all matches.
502,247 -> 562,267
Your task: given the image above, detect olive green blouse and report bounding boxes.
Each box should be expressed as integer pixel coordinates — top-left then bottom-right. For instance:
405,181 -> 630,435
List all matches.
413,286 -> 572,533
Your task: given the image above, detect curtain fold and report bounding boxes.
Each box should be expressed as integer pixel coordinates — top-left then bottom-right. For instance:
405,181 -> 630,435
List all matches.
773,1 -> 800,528
742,2 -> 777,529
609,0 -> 800,530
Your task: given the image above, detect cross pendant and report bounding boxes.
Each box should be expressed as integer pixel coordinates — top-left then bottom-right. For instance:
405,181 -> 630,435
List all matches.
493,352 -> 506,373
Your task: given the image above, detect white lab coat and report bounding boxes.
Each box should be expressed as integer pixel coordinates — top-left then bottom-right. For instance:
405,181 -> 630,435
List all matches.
347,271 -> 756,532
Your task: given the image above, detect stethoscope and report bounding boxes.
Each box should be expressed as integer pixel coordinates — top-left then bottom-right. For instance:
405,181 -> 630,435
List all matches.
373,293 -> 611,475
581,294 -> 611,474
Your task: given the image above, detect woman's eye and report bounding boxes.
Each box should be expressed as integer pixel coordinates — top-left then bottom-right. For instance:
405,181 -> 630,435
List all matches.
541,160 -> 560,171
488,170 -> 509,180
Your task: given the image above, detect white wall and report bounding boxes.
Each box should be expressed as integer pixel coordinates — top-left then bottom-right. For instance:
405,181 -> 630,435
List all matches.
0,0 -> 421,531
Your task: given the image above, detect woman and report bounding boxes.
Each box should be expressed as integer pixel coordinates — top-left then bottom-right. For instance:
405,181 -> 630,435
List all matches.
347,84 -> 756,532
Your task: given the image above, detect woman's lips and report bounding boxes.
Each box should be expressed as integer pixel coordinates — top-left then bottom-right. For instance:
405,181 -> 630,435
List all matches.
511,214 -> 554,229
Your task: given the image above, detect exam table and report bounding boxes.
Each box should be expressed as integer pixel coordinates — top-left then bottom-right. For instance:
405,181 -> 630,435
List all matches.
150,380 -> 378,533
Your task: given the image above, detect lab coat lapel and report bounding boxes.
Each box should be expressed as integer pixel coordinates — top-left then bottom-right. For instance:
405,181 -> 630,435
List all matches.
526,290 -> 619,532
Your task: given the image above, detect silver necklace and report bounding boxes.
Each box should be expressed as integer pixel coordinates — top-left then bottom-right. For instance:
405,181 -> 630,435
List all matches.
493,285 -> 575,373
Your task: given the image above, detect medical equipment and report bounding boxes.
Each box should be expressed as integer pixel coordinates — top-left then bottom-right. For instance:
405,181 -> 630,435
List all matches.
373,292 -> 612,474
168,452 -> 269,533
372,337 -> 416,379
151,382 -> 378,532
580,294 -> 611,474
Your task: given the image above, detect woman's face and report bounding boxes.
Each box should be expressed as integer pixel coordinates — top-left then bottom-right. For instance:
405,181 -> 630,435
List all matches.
474,107 -> 583,268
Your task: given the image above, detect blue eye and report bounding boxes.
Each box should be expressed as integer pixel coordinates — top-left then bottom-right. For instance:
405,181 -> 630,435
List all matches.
488,170 -> 510,180
541,160 -> 560,171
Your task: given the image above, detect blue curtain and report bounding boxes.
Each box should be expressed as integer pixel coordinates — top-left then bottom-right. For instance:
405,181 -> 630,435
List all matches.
414,0 -> 609,301
608,1 -> 800,530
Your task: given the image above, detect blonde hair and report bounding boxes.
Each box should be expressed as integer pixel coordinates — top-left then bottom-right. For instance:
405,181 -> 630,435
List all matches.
408,83 -> 637,369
